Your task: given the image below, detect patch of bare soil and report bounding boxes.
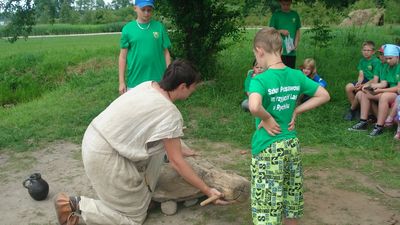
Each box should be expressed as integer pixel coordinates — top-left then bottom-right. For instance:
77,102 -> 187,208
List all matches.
0,141 -> 399,225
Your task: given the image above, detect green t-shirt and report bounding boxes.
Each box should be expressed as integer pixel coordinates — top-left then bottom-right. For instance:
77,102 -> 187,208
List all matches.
269,10 -> 301,56
249,67 -> 319,155
120,20 -> 171,88
244,70 -> 254,99
380,63 -> 400,88
357,56 -> 381,81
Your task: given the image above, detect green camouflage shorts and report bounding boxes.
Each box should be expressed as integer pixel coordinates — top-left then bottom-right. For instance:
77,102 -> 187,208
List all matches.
251,138 -> 303,225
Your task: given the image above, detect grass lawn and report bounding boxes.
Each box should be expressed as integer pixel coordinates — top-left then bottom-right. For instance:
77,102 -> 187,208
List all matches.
0,26 -> 399,215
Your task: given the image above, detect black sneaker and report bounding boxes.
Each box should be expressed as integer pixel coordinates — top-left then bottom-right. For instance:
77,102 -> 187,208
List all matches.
369,126 -> 384,137
348,121 -> 368,131
344,109 -> 356,121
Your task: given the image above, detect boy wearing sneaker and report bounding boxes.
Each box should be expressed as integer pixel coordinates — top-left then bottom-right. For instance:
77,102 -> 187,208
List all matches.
344,41 -> 381,121
248,27 -> 330,225
349,44 -> 400,136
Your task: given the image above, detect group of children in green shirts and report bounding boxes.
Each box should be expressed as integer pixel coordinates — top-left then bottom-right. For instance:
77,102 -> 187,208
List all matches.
345,41 -> 400,139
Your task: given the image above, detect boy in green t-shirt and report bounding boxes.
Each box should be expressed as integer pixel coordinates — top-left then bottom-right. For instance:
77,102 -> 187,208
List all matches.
269,0 -> 301,69
344,41 -> 381,120
118,0 -> 171,94
248,27 -> 330,225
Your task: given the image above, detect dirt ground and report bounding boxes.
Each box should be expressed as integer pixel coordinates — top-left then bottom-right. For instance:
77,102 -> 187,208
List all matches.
1,141 -> 399,225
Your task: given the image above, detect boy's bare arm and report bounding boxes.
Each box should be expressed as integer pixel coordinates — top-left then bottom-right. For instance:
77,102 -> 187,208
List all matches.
118,49 -> 128,94
164,49 -> 171,67
294,29 -> 300,49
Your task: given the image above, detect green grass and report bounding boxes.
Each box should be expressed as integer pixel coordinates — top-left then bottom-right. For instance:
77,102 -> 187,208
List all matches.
0,34 -> 120,105
0,26 -> 399,216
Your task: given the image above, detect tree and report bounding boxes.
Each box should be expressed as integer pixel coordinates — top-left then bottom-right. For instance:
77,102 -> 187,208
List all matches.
158,0 -> 243,79
34,0 -> 56,24
3,0 -> 36,42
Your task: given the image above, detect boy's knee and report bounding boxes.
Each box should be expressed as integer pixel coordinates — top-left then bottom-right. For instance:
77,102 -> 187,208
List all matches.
345,83 -> 354,91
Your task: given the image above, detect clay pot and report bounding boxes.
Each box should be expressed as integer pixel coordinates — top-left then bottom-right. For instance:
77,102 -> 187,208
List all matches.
22,173 -> 49,201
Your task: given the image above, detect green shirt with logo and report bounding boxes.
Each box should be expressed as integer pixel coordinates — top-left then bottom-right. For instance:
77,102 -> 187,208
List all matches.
357,56 -> 381,81
249,67 -> 319,155
269,10 -> 301,56
244,69 -> 254,99
120,20 -> 171,88
380,63 -> 400,88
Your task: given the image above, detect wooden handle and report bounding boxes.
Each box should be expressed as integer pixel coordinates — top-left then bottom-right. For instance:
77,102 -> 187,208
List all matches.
200,195 -> 220,206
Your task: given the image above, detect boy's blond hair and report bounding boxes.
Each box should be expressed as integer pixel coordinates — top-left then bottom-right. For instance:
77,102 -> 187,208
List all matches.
301,58 -> 317,75
362,41 -> 375,50
253,27 -> 282,55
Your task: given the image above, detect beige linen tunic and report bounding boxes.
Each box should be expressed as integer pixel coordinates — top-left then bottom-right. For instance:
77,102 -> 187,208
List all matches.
79,81 -> 184,225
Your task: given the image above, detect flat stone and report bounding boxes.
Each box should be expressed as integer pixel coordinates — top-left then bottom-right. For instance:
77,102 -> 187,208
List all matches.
160,200 -> 177,216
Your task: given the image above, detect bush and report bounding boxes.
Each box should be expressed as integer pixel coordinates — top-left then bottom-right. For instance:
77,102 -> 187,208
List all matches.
293,1 -> 344,26
158,0 -> 243,79
384,0 -> 400,24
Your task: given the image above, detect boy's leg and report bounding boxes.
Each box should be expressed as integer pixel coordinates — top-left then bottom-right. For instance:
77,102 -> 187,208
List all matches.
344,83 -> 358,120
345,83 -> 356,105
251,142 -> 286,225
370,92 -> 397,136
283,138 -> 303,224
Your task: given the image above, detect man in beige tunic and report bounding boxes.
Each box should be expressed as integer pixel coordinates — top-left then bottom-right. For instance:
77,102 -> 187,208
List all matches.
54,60 -> 227,225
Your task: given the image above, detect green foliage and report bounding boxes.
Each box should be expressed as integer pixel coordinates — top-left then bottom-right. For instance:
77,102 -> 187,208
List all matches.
0,34 -> 119,106
0,22 -> 126,36
293,1 -> 344,25
383,0 -> 400,24
157,0 -> 243,79
305,19 -> 335,56
349,0 -> 378,10
3,0 -> 36,43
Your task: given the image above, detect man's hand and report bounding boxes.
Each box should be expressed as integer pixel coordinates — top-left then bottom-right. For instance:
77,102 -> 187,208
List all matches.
205,188 -> 232,205
181,147 -> 199,157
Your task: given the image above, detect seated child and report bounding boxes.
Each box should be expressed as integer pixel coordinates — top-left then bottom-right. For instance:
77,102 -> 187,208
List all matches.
349,44 -> 400,137
344,41 -> 381,121
299,58 -> 327,102
241,60 -> 264,111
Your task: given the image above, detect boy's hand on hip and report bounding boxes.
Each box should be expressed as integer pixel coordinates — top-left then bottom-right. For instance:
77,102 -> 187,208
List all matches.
258,117 -> 281,136
288,112 -> 297,131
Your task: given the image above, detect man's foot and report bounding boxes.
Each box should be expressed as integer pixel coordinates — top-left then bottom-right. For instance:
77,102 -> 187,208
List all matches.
369,125 -> 384,137
54,192 -> 80,225
348,120 -> 368,131
344,108 -> 357,121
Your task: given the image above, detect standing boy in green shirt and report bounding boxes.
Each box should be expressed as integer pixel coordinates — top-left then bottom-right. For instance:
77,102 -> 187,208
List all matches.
118,0 -> 171,94
269,0 -> 301,69
248,27 -> 330,225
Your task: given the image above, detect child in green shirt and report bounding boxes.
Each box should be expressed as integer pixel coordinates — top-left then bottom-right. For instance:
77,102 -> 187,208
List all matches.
241,59 -> 265,111
248,27 -> 330,225
118,0 -> 172,94
344,41 -> 381,120
269,0 -> 301,69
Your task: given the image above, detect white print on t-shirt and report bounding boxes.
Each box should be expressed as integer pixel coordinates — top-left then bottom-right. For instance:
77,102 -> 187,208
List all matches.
269,85 -> 300,111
